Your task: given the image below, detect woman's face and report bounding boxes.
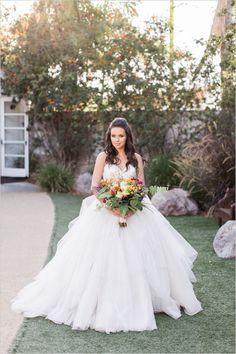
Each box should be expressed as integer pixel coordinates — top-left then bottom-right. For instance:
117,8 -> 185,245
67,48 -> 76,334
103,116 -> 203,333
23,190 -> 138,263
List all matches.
110,127 -> 127,151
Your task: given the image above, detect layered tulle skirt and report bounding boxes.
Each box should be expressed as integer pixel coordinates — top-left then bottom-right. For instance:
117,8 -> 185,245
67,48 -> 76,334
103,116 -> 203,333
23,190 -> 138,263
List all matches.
11,195 -> 203,333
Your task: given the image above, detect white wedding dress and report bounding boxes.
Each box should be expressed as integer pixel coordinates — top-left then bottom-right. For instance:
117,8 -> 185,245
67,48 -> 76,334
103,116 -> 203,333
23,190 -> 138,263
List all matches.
11,164 -> 203,333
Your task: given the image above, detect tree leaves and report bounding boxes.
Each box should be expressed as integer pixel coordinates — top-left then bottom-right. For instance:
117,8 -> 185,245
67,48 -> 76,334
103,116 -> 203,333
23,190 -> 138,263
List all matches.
1,0 -> 231,170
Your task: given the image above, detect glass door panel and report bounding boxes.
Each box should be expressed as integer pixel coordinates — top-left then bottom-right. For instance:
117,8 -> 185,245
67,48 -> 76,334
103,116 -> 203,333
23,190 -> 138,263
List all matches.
5,114 -> 25,127
5,129 -> 25,141
1,100 -> 29,177
5,156 -> 25,168
5,143 -> 25,155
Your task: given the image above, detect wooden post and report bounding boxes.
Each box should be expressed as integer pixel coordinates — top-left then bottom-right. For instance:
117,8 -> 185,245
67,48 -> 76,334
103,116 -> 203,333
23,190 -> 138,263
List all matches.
169,0 -> 174,60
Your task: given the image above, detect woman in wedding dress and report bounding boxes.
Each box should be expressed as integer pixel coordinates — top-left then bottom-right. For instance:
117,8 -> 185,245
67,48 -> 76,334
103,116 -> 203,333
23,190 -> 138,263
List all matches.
11,117 -> 203,333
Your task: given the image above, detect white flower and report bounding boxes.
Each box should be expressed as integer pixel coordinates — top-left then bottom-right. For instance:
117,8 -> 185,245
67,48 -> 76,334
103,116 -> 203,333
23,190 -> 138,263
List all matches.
116,191 -> 123,199
120,181 -> 128,190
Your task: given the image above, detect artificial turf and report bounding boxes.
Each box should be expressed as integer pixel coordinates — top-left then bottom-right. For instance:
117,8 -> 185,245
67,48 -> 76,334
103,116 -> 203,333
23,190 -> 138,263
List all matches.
9,193 -> 235,353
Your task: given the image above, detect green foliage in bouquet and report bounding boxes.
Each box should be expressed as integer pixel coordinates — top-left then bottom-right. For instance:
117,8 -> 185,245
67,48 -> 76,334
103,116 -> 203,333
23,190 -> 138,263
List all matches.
37,162 -> 74,193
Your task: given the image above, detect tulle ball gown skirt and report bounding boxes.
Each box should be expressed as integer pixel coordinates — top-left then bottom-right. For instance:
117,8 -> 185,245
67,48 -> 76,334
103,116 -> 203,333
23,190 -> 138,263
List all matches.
11,194 -> 203,333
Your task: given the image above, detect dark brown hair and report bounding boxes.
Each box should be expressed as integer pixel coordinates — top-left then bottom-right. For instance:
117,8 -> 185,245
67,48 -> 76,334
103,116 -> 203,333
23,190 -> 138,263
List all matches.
104,117 -> 138,171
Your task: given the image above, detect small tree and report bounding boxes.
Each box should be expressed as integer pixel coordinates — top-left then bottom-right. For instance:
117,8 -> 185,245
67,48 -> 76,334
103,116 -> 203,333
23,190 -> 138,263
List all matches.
1,0 -> 228,167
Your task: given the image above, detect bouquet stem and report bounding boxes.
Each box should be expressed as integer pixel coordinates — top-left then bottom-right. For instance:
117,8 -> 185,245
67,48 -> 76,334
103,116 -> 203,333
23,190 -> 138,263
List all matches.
119,216 -> 127,227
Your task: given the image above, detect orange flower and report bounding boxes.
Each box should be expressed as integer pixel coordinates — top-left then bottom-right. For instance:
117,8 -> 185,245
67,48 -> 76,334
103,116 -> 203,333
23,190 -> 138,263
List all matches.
67,58 -> 77,64
47,98 -> 55,105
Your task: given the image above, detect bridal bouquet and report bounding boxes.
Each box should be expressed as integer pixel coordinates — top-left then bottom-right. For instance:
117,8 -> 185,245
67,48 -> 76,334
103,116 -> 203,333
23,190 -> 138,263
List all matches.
97,177 -> 148,227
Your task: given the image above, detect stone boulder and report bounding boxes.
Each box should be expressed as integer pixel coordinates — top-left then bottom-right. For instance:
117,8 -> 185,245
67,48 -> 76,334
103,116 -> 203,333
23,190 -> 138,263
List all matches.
213,221 -> 236,259
74,172 -> 92,195
151,187 -> 199,216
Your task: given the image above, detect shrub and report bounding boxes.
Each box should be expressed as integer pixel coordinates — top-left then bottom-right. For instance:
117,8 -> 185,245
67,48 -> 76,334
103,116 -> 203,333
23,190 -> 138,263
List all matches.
37,162 -> 74,193
171,125 -> 235,210
145,153 -> 180,188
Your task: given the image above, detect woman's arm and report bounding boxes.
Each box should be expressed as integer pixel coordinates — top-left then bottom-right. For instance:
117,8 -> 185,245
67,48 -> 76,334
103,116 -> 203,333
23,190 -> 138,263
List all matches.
90,152 -> 106,197
135,153 -> 145,184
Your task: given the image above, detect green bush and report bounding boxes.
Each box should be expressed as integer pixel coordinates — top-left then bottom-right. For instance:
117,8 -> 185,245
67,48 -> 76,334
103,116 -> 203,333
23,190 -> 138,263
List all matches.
29,153 -> 41,175
37,162 -> 74,193
145,153 -> 180,188
171,124 -> 235,210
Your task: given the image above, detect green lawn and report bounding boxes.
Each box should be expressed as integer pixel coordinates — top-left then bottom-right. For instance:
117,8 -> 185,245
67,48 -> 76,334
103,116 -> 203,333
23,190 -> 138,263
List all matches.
9,193 -> 235,354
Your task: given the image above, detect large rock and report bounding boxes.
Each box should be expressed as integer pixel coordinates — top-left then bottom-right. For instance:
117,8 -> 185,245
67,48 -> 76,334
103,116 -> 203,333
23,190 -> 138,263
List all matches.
213,221 -> 236,259
74,172 -> 92,195
151,187 -> 199,216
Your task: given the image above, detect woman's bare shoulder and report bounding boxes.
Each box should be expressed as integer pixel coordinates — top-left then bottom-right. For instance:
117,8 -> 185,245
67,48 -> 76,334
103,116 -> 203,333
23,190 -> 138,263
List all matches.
135,153 -> 142,161
96,151 -> 107,161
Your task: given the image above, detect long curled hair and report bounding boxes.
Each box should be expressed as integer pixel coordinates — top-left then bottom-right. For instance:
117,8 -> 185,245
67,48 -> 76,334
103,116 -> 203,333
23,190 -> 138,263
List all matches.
104,117 -> 138,171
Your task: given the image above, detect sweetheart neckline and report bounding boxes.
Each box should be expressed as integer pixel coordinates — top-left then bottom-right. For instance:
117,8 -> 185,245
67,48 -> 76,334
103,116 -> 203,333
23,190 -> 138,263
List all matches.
104,164 -> 134,172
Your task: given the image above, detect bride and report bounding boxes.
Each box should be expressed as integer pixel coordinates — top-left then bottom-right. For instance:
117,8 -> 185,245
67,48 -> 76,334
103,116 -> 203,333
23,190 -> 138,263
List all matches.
11,117 -> 203,333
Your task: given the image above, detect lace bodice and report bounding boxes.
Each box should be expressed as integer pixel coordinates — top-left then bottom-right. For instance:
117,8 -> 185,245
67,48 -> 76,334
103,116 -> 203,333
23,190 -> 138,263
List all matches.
103,163 -> 137,179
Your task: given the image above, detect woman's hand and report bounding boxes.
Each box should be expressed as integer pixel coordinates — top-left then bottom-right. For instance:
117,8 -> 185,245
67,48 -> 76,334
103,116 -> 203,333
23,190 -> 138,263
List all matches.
126,210 -> 134,218
107,208 -> 134,218
107,208 -> 120,217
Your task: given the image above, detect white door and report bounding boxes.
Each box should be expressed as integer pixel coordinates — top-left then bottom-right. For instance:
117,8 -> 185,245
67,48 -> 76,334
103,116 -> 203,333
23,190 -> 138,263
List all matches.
0,98 -> 29,177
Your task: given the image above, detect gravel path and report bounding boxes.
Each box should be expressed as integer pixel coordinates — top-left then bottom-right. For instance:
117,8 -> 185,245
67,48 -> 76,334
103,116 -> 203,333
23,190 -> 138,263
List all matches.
0,187 -> 54,354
